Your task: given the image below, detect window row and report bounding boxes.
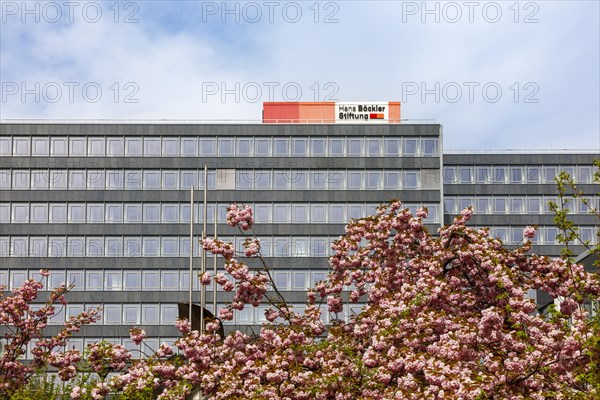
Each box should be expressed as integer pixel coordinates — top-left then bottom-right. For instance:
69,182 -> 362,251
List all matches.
443,165 -> 596,185
0,169 -> 216,190
0,202 -> 440,224
0,169 -> 423,191
0,269 -> 330,292
0,236 -> 337,257
11,337 -> 179,361
485,226 -> 598,245
0,136 -> 439,157
444,196 -> 600,215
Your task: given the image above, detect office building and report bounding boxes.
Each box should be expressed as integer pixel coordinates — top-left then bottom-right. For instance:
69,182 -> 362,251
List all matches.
0,102 -> 597,357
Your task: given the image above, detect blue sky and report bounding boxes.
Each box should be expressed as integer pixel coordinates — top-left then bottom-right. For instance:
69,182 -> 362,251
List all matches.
1,0 -> 599,150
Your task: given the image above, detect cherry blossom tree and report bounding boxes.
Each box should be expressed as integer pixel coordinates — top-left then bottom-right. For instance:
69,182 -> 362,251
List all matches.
0,271 -> 99,398
106,201 -> 600,399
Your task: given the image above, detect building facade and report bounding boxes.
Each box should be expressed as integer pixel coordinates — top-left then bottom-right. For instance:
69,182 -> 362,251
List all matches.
0,109 -> 598,357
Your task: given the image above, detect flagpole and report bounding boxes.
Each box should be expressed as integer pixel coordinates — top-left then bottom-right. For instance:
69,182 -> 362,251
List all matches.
189,186 -> 194,324
200,165 -> 208,333
213,205 -> 218,315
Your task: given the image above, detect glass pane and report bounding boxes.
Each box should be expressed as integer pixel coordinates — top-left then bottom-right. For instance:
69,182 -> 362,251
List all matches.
181,138 -> 197,156
311,138 -> 326,156
31,170 -> 49,189
32,138 -> 49,156
125,138 -> 142,156
87,138 -> 105,156
347,138 -> 363,156
162,138 -> 179,156
107,138 -> 124,156
236,138 -> 252,156
292,139 -> 308,156
144,138 -> 161,156
328,138 -> 344,156
69,137 -> 86,155
422,139 -> 437,156
218,138 -> 235,156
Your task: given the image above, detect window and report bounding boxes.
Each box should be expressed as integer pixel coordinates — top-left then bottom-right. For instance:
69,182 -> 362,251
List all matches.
107,138 -> 124,156
329,204 -> 345,223
0,204 -> 9,223
236,138 -> 252,156
273,171 -> 290,190
143,204 -> 160,222
0,137 -> 11,156
475,167 -> 490,183
143,171 -> 161,189
274,271 -> 290,290
254,138 -> 270,156
104,305 -> 122,324
106,204 -> 123,223
125,137 -> 142,156
292,138 -> 308,156
459,167 -> 472,183
291,272 -> 307,292
143,238 -> 160,257
199,138 -> 216,156
493,198 -> 506,213
87,138 -> 105,156
142,305 -> 159,324
311,205 -> 327,223
444,198 -> 456,214
180,170 -> 197,189
348,204 -> 364,219
290,170 -> 308,189
384,172 -> 401,189
87,204 -> 104,223
161,305 -> 178,324
180,138 -> 197,156
403,139 -> 417,156
422,139 -> 437,156
162,171 -> 179,190
87,170 -> 105,189
218,138 -> 235,156
443,167 -> 456,183
347,138 -> 364,157
32,138 -> 49,156
510,198 -> 524,213
292,205 -> 309,223
50,169 -> 67,190
161,237 -> 179,256
366,139 -> 381,156
143,138 -> 161,156
105,237 -> 123,256
527,198 -> 541,214
13,137 -> 30,155
86,271 -> 103,290
475,198 -> 490,214
124,170 -> 142,189
161,204 -> 178,223
105,271 -> 122,290
578,167 -> 592,183
106,171 -> 124,189
254,171 -> 271,190
492,167 -> 507,183
273,204 -> 290,222
123,304 -> 140,324
10,237 -> 28,257
526,167 -> 540,183
86,237 -> 104,256
403,172 -> 418,189
30,204 -> 48,223
48,237 -> 66,257
310,171 -> 327,189
254,204 -> 271,223
329,138 -> 344,156
509,167 -> 522,183
124,204 -> 142,223
162,138 -> 179,156
0,237 -> 9,257
69,170 -> 87,189
365,172 -> 381,189
49,203 -> 67,223
0,170 -> 10,190
161,271 -> 178,290
311,138 -> 327,156
66,270 -> 84,290
31,170 -> 49,189
12,203 -> 29,223
13,170 -> 30,189
69,137 -> 86,155
124,270 -> 141,289
273,138 -> 289,156
347,171 -> 362,190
